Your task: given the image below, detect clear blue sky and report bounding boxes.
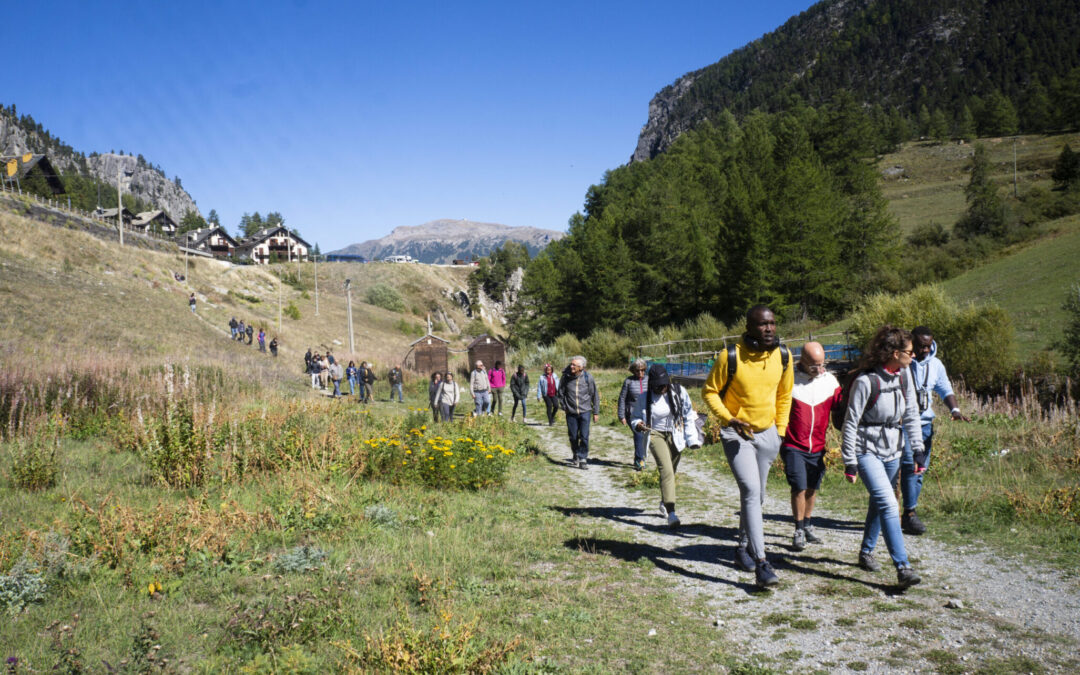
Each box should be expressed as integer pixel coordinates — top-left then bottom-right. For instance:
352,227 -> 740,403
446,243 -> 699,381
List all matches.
8,0 -> 815,250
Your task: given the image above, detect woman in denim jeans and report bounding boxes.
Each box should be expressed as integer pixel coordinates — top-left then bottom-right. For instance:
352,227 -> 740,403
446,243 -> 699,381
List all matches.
841,325 -> 925,590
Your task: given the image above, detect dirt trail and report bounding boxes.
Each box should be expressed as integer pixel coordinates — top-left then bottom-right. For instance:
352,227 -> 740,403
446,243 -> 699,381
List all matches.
534,421 -> 1080,674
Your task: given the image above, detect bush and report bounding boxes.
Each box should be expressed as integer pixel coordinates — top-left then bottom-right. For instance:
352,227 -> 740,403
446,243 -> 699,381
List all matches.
552,333 -> 583,361
366,283 -> 405,312
139,400 -> 210,488
9,430 -> 59,491
848,284 -> 1015,394
284,301 -> 301,320
581,327 -> 633,368
0,556 -> 47,615
1060,283 -> 1080,377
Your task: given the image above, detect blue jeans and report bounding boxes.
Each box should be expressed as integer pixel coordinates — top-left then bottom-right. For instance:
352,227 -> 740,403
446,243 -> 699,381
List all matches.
858,453 -> 909,568
473,391 -> 491,416
332,379 -> 341,397
632,425 -> 649,462
566,413 -> 592,460
348,376 -> 356,396
392,382 -> 403,402
901,422 -> 934,511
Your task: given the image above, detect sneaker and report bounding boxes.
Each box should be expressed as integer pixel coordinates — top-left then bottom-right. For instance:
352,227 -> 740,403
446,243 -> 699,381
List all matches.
803,524 -> 823,544
902,511 -> 927,535
633,458 -> 645,472
755,560 -> 779,588
658,501 -> 667,517
897,565 -> 921,589
578,458 -> 589,470
858,551 -> 881,573
667,512 -> 681,528
735,546 -> 756,573
792,529 -> 807,551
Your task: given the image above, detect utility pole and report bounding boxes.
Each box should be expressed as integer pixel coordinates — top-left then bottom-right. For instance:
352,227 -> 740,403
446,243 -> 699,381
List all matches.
314,254 -> 319,316
345,279 -> 355,354
117,163 -> 124,246
278,275 -> 282,332
1013,136 -> 1018,198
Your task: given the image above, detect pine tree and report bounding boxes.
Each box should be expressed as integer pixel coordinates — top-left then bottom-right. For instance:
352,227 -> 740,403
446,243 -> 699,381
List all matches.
1052,144 -> 1080,190
1022,78 -> 1054,132
929,109 -> 949,142
979,90 -> 1019,136
956,143 -> 1005,238
956,106 -> 977,142
207,209 -> 220,226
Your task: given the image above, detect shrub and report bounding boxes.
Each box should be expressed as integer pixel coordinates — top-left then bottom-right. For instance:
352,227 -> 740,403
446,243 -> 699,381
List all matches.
139,400 -> 210,488
366,283 -> 405,312
0,556 -> 48,614
284,301 -> 301,320
848,284 -> 1015,394
9,432 -> 59,491
1060,283 -> 1080,377
552,333 -> 583,362
272,545 -> 329,574
581,327 -> 634,368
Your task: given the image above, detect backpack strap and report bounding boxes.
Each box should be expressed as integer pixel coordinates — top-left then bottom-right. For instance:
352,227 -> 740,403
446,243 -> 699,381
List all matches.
717,344 -> 738,400
780,344 -> 790,372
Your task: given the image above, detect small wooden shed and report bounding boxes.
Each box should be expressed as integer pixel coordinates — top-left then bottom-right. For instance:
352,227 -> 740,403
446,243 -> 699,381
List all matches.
409,334 -> 449,375
467,334 -> 506,371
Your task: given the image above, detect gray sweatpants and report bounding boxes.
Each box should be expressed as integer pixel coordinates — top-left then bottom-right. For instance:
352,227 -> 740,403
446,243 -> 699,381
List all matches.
721,425 -> 781,561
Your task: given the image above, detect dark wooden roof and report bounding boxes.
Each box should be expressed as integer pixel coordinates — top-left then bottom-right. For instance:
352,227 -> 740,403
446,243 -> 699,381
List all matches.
467,334 -> 504,349
409,333 -> 450,347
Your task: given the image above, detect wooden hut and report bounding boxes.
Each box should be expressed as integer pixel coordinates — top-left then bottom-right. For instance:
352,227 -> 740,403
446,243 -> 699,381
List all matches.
409,334 -> 449,374
467,334 -> 506,371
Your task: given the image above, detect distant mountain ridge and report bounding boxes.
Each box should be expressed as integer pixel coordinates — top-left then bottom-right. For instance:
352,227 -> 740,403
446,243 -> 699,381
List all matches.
633,0 -> 1080,161
331,219 -> 564,263
0,105 -> 200,219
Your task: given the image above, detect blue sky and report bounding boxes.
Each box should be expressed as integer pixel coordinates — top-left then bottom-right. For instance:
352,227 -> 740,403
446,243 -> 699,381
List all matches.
7,0 -> 816,250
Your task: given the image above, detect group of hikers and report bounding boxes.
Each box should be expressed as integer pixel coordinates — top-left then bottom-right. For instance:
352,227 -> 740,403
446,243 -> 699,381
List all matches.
228,317 -> 278,356
607,305 -> 967,590
303,349 -> 406,402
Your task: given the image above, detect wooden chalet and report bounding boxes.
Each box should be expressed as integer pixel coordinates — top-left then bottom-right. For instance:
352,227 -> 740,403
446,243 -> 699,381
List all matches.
408,334 -> 450,374
132,210 -> 178,235
236,226 -> 311,264
93,206 -> 137,227
467,334 -> 506,370
179,226 -> 239,259
1,154 -> 65,194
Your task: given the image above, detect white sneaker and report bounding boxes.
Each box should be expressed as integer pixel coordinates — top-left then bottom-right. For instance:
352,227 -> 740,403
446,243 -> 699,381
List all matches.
667,512 -> 681,528
658,501 -> 667,517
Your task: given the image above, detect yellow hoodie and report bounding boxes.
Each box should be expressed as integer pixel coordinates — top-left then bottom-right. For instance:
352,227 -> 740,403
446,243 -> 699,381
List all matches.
702,340 -> 794,436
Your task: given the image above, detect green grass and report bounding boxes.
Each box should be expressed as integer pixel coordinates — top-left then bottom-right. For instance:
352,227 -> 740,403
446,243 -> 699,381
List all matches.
942,213 -> 1080,354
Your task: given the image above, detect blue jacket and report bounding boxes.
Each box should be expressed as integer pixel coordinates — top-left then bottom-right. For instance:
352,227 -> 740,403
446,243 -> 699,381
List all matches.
909,340 -> 954,423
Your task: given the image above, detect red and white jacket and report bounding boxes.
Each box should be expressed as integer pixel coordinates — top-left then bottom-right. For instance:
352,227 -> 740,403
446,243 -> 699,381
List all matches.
782,368 -> 841,454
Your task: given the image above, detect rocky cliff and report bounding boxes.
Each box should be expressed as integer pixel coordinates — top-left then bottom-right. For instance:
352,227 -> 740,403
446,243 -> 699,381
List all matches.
0,107 -> 199,220
331,219 -> 564,264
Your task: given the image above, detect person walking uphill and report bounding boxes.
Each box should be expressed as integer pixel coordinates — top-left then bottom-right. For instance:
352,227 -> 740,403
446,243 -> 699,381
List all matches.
189,293 -> 196,314
618,359 -> 650,471
841,325 -> 924,589
470,361 -> 491,416
900,326 -> 969,536
781,341 -> 841,550
631,364 -> 702,528
536,364 -> 560,425
702,305 -> 793,588
558,356 -> 600,469
488,361 -> 507,415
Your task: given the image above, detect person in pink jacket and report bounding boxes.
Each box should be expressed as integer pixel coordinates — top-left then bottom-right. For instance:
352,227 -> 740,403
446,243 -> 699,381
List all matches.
781,341 -> 842,551
488,360 -> 507,415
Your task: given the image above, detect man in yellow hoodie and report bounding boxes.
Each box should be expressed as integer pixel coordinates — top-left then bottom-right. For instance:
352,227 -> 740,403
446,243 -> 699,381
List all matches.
703,305 -> 793,588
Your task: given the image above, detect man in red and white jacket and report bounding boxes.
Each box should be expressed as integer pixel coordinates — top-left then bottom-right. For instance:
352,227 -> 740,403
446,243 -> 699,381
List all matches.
781,342 -> 842,551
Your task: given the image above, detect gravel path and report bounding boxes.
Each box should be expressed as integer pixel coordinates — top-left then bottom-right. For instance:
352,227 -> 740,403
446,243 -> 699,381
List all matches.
534,421 -> 1080,674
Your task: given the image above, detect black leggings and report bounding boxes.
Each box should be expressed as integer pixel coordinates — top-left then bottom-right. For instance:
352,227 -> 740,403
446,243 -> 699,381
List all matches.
543,395 -> 559,424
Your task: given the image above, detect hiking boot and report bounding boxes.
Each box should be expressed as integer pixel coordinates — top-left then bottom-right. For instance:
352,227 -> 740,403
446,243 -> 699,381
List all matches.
633,458 -> 645,472
755,560 -> 779,588
902,511 -> 927,535
792,529 -> 807,551
858,551 -> 881,573
578,458 -> 589,470
735,546 -> 756,573
897,565 -> 921,589
667,512 -> 681,529
803,524 -> 823,544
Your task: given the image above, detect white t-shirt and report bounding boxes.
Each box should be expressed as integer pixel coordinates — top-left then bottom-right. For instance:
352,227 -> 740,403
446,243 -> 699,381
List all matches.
649,394 -> 675,432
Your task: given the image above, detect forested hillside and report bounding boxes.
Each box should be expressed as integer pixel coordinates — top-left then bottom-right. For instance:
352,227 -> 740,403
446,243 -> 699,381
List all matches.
635,0 -> 1080,160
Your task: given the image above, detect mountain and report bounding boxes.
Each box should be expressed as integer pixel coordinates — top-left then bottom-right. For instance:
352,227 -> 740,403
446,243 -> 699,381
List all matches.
633,0 -> 1080,161
331,219 -> 564,264
0,104 -> 200,219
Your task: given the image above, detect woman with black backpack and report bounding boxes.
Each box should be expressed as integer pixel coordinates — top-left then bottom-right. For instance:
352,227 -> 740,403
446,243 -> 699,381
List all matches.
630,364 -> 702,529
840,325 -> 925,590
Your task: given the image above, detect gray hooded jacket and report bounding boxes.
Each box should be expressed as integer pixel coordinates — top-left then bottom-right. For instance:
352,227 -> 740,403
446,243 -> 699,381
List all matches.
841,366 -> 924,467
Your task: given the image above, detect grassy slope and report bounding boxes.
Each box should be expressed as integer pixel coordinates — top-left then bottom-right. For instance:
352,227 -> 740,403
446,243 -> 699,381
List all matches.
877,131 -> 1080,234
0,202 -> 475,376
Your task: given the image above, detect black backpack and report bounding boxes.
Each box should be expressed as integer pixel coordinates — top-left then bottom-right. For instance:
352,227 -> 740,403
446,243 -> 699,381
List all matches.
716,343 -> 790,401
831,368 -> 908,431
